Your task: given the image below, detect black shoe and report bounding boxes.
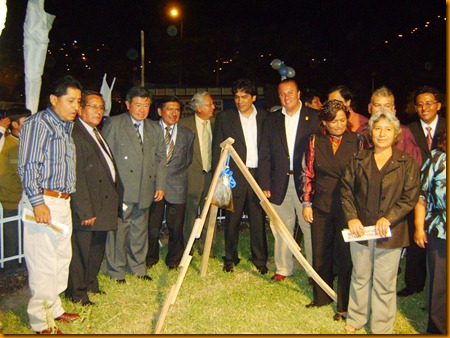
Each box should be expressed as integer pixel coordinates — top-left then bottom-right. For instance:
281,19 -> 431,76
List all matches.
223,263 -> 234,272
115,279 -> 126,284
397,287 -> 416,297
90,290 -> 107,295
305,301 -> 329,308
138,275 -> 153,281
333,312 -> 347,321
257,265 -> 269,275
82,300 -> 97,306
168,265 -> 178,270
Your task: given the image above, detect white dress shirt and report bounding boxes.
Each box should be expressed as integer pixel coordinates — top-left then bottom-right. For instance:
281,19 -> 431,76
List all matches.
282,101 -> 302,171
238,105 -> 258,168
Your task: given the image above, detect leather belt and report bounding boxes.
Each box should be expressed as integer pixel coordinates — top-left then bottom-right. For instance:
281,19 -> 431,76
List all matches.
43,189 -> 70,199
288,171 -> 295,175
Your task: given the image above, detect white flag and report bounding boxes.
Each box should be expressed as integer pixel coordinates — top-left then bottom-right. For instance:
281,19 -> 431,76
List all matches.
100,73 -> 116,117
0,0 -> 7,37
23,0 -> 55,114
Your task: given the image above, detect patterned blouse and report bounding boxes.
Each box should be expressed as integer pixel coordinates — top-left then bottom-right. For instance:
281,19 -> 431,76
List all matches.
420,148 -> 446,240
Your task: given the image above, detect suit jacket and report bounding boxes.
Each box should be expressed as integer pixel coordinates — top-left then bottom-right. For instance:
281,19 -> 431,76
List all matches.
178,114 -> 215,196
163,123 -> 194,204
101,113 -> 167,209
407,116 -> 446,167
259,105 -> 319,205
71,118 -> 124,231
212,108 -> 267,197
302,132 -> 360,214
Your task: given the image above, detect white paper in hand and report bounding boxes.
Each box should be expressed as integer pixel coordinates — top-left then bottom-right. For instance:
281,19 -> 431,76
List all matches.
22,208 -> 71,238
342,225 -> 392,242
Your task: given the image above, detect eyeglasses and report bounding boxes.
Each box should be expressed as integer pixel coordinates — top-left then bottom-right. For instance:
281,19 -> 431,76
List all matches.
85,104 -> 106,111
415,101 -> 437,109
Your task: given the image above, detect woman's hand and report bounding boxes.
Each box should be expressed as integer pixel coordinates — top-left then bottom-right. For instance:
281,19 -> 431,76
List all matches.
414,228 -> 428,248
375,217 -> 391,237
302,206 -> 313,223
348,219 -> 365,237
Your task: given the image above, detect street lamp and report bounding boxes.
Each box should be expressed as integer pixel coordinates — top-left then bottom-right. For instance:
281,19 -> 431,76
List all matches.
169,6 -> 183,84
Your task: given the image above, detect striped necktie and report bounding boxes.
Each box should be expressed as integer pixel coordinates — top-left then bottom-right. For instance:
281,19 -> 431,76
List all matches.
134,123 -> 143,152
201,120 -> 212,172
165,126 -> 174,162
93,127 -> 112,160
426,126 -> 432,151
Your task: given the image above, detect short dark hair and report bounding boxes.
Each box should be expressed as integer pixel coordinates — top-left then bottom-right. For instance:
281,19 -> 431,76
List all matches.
232,79 -> 257,96
413,85 -> 442,103
319,100 -> 350,122
7,107 -> 32,124
81,90 -> 104,107
327,85 -> 353,102
301,88 -> 321,104
158,95 -> 181,110
50,75 -> 83,98
279,78 -> 299,91
126,86 -> 152,103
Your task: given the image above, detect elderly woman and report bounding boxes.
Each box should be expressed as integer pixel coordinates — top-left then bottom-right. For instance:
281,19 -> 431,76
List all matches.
301,100 -> 362,320
414,131 -> 446,334
340,109 -> 419,334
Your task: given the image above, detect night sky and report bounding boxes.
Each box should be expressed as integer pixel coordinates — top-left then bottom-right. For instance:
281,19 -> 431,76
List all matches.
0,0 -> 446,117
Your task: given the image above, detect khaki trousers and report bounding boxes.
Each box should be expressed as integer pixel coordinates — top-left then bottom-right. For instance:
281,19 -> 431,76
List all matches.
22,193 -> 72,332
271,176 -> 312,276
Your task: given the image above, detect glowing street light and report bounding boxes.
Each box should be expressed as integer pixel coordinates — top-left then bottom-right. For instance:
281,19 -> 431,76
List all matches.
168,5 -> 184,84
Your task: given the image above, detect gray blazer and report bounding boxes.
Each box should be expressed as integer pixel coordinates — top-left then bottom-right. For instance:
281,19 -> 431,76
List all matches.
101,113 -> 167,209
163,123 -> 194,204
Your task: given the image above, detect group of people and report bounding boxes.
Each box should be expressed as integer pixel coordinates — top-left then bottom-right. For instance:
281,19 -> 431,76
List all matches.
0,74 -> 445,334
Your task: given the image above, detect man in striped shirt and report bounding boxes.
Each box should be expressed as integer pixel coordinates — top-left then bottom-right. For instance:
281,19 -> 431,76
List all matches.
17,75 -> 82,334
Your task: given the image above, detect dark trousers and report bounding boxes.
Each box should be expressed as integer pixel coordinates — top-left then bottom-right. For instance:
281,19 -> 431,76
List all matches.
223,169 -> 267,268
67,230 -> 107,303
404,212 -> 427,292
426,236 -> 447,334
147,199 -> 185,267
311,208 -> 352,312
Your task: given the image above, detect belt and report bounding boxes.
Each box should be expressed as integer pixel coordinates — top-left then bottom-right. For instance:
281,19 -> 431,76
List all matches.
43,189 -> 70,199
288,171 -> 295,175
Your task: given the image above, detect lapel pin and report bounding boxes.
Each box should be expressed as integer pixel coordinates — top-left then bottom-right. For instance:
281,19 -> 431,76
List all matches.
305,116 -> 309,121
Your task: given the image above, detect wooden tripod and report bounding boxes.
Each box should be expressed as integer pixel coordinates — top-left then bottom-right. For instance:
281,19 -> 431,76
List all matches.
153,137 -> 337,334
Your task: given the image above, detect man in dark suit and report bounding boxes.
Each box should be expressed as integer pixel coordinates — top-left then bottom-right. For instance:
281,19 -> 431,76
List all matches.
66,91 -> 124,305
102,86 -> 167,283
398,85 -> 446,297
147,96 -> 194,269
178,91 -> 215,255
259,78 -> 319,282
212,79 -> 268,274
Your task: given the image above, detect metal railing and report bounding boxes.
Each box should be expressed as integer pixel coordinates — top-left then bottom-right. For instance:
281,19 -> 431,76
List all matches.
0,202 -> 24,268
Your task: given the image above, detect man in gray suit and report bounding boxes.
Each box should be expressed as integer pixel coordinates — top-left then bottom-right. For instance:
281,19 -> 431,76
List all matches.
102,86 -> 166,283
178,91 -> 215,255
147,96 -> 194,269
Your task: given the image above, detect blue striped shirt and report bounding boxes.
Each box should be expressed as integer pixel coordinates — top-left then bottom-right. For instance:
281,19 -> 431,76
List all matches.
17,107 -> 76,207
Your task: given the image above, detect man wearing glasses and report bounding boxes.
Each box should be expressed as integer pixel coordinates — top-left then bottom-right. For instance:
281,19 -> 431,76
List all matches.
398,86 -> 446,298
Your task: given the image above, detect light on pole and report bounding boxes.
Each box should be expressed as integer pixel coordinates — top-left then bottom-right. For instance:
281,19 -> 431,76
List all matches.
169,6 -> 183,85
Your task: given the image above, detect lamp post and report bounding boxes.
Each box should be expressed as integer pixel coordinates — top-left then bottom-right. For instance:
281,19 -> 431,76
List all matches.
169,6 -> 183,85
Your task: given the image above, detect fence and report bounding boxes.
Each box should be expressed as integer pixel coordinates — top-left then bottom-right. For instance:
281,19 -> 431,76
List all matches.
0,202 -> 25,268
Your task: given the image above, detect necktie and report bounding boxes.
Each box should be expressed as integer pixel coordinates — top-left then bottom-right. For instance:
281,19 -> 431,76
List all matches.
165,126 -> 174,162
201,120 -> 212,172
426,126 -> 432,151
134,123 -> 143,152
93,128 -> 112,160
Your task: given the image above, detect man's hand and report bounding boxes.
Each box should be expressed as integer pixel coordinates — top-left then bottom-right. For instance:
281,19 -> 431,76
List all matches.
0,117 -> 10,129
348,219 -> 364,237
81,217 -> 96,226
263,190 -> 271,198
33,204 -> 51,225
414,228 -> 428,248
154,190 -> 164,202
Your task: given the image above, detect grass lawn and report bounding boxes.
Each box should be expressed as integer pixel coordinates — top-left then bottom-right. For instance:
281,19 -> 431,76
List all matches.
0,224 -> 428,334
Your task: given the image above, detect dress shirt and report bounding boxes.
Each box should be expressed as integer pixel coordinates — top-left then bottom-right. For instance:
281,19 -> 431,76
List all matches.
238,105 -> 258,168
282,101 -> 302,171
79,118 -> 116,182
420,115 -> 439,139
18,107 -> 76,207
